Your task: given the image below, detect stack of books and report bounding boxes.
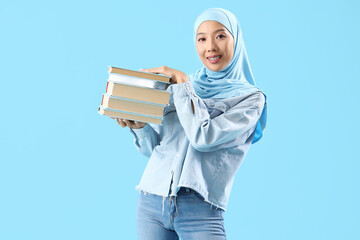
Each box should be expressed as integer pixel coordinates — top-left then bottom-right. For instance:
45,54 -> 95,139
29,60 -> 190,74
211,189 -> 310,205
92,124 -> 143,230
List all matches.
98,66 -> 171,124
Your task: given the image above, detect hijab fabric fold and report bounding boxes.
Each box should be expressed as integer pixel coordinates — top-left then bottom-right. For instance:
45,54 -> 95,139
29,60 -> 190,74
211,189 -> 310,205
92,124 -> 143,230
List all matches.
189,8 -> 267,143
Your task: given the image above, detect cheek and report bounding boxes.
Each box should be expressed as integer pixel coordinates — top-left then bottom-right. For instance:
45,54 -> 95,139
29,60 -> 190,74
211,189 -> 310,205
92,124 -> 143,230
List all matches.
226,42 -> 234,59
228,48 -> 234,60
196,45 -> 204,58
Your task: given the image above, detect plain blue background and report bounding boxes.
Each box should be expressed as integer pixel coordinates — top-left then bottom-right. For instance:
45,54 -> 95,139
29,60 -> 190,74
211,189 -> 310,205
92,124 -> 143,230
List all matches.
1,0 -> 359,239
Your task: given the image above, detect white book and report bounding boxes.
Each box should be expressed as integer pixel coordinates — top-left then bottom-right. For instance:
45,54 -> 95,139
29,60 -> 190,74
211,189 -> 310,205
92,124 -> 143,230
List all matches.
108,73 -> 170,90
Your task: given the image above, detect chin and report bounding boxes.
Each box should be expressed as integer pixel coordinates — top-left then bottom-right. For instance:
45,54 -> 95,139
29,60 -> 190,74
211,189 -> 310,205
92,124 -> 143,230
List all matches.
207,65 -> 225,72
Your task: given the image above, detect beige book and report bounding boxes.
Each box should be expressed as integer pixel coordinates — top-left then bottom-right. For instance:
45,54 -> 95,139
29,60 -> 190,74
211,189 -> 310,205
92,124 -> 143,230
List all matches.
108,66 -> 171,83
98,107 -> 162,125
101,94 -> 165,117
106,82 -> 170,105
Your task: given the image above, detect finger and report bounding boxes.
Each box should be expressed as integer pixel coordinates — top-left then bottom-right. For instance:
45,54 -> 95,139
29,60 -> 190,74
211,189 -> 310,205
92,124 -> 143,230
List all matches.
139,68 -> 151,72
123,119 -> 134,127
134,121 -> 145,127
134,121 -> 140,128
139,66 -> 168,75
118,119 -> 126,128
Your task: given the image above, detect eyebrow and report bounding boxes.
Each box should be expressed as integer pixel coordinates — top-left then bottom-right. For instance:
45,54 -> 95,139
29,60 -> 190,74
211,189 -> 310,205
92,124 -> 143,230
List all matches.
197,28 -> 227,36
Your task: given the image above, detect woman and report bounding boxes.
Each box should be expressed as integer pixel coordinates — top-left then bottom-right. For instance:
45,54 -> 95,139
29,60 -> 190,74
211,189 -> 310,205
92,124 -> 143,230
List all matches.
115,8 -> 267,240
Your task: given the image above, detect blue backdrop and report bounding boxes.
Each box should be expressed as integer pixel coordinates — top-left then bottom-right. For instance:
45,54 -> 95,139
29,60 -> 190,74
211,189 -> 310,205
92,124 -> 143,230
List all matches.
1,0 -> 359,239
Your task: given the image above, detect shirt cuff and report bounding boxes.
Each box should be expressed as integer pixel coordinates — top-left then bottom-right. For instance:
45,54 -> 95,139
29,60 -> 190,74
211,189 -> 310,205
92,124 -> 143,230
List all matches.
170,81 -> 195,100
130,124 -> 152,138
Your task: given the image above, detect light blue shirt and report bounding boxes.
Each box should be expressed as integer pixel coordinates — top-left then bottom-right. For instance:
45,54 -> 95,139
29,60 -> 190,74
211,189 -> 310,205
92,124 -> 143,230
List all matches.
130,81 -> 265,210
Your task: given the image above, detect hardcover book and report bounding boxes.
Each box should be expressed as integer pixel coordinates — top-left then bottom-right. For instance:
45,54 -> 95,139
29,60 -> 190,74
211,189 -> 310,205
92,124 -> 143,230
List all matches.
108,66 -> 171,83
98,106 -> 163,125
98,66 -> 172,125
106,81 -> 170,105
101,94 -> 165,117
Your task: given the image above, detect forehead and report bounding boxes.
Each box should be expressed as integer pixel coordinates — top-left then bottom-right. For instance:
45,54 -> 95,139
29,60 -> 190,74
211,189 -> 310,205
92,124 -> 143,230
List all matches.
196,20 -> 228,34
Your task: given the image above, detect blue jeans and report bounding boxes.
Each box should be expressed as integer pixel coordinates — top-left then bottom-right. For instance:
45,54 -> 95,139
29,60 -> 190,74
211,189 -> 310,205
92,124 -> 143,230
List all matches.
136,187 -> 226,240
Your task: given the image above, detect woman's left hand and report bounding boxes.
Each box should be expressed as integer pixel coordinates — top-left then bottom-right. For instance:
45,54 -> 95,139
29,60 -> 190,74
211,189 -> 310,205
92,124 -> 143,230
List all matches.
139,66 -> 188,84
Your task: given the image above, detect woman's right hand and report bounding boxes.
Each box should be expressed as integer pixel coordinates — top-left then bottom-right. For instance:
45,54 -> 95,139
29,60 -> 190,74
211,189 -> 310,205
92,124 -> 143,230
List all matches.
111,118 -> 147,129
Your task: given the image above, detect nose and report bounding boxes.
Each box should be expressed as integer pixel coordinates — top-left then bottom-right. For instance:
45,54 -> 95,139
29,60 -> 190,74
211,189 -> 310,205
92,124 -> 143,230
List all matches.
206,38 -> 217,52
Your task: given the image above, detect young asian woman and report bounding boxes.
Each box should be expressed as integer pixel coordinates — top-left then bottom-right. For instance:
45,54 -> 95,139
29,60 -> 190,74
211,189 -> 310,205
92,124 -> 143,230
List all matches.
115,8 -> 267,240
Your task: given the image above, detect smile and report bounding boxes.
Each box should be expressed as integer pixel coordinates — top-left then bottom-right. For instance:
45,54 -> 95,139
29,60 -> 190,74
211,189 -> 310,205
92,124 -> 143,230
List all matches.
207,55 -> 221,63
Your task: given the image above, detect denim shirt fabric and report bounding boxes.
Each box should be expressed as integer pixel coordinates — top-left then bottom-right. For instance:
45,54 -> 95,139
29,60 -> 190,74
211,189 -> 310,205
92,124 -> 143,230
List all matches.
130,81 -> 266,211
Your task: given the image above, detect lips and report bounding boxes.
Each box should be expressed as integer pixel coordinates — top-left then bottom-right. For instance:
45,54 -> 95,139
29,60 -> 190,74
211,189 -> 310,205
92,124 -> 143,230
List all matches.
207,55 -> 221,63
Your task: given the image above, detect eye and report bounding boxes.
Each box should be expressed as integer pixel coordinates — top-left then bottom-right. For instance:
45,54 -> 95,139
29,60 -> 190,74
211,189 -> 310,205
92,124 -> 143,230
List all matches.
217,34 -> 226,39
197,37 -> 205,42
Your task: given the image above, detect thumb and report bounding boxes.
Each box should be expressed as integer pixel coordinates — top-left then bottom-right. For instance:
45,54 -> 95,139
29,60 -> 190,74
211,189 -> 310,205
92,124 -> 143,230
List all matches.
135,121 -> 145,127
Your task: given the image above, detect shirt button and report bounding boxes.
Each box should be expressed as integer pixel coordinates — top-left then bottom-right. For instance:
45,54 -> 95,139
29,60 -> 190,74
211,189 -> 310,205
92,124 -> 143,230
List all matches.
177,154 -> 180,158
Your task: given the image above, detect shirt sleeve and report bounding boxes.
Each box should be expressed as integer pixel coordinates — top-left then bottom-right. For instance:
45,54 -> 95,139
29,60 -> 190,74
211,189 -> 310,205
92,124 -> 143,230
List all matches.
130,124 -> 160,158
171,81 -> 265,152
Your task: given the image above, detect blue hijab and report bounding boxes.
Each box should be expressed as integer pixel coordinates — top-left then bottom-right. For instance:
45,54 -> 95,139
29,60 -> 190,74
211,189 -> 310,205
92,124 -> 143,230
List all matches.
189,8 -> 267,143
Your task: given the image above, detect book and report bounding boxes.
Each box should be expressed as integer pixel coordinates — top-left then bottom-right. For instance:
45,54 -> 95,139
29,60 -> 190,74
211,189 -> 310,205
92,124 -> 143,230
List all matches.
108,66 -> 171,83
108,73 -> 169,90
98,66 -> 172,125
101,94 -> 165,117
98,106 -> 163,125
106,81 -> 170,105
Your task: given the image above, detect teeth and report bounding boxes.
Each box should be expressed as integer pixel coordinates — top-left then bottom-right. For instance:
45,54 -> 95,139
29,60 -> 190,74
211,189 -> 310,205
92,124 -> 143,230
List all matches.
208,56 -> 220,60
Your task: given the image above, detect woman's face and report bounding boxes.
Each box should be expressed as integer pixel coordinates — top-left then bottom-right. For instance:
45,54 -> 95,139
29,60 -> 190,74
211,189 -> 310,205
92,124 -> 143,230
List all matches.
196,20 -> 234,72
